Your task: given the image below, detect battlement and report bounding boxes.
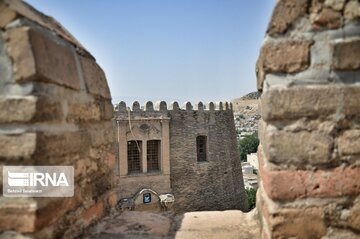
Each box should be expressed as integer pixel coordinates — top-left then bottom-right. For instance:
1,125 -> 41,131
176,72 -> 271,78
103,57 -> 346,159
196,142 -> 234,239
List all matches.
115,100 -> 233,113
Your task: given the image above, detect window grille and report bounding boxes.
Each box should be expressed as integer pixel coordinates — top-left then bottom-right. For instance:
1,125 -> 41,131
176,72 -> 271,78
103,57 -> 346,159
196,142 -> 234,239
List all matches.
128,140 -> 142,173
196,136 -> 207,162
147,140 -> 160,171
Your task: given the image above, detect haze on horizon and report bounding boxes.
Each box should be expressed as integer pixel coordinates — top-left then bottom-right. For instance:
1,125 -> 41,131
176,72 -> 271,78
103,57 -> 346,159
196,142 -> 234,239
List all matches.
26,0 -> 275,105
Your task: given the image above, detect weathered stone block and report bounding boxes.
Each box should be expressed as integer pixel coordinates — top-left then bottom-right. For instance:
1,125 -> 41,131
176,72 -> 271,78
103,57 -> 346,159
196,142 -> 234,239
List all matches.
264,129 -> 333,166
99,99 -> 114,120
338,130 -> 360,155
81,202 -> 104,226
3,0 -> 88,54
257,41 -> 312,88
343,86 -> 360,115
332,39 -> 360,71
267,0 -> 308,36
0,96 -> 36,123
325,0 -> 346,11
323,228 -> 360,239
325,196 -> 360,232
0,3 -> 17,28
87,122 -> 113,147
348,196 -> 360,230
0,133 -> 36,159
311,8 -> 343,30
80,56 -> 111,99
261,86 -> 338,120
6,27 -> 80,89
5,27 -> 36,81
344,0 -> 360,20
259,149 -> 360,200
35,131 -> 89,158
0,198 -> 36,233
34,97 -> 64,122
35,191 -> 81,230
268,207 -> 326,239
67,102 -> 101,122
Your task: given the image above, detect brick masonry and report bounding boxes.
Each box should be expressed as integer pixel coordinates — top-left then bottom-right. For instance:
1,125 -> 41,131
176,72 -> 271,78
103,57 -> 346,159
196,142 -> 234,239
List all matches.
0,1 -> 116,238
257,0 -> 360,238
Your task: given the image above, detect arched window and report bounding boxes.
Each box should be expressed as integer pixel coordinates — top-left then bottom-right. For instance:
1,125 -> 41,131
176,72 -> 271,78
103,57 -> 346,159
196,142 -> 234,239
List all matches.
128,140 -> 142,173
196,136 -> 207,162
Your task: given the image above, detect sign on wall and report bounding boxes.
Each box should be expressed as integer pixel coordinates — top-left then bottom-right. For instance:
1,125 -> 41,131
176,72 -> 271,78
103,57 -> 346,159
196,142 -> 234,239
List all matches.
143,193 -> 151,204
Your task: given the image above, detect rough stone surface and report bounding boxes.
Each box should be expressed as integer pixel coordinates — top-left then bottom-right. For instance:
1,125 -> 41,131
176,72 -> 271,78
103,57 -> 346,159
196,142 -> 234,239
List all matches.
261,86 -> 338,120
0,198 -> 36,233
6,27 -> 81,89
83,210 -> 260,239
338,130 -> 360,155
332,38 -> 360,70
256,0 -> 360,237
343,86 -> 360,115
348,196 -> 360,230
0,2 -> 17,27
3,0 -> 89,54
267,207 -> 327,239
80,56 -> 111,99
344,0 -> 360,20
259,149 -> 360,200
81,202 -> 104,227
175,210 -> 260,239
264,129 -> 333,166
325,0 -> 346,11
35,131 -> 89,158
67,102 -> 101,122
257,41 -> 312,89
322,228 -> 360,239
35,195 -> 81,230
312,8 -> 343,30
0,133 -> 36,159
5,27 -> 36,81
83,211 -> 173,238
0,96 -> 36,123
168,109 -> 247,212
267,0 -> 308,36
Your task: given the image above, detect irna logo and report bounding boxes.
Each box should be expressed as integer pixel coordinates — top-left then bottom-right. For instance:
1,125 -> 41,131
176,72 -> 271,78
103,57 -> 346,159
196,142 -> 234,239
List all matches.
8,171 -> 69,187
3,166 -> 74,197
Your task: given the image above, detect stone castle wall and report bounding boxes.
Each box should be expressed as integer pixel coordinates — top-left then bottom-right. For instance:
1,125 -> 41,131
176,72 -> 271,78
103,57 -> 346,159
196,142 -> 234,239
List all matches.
168,101 -> 248,212
0,1 -> 117,238
115,101 -> 248,212
257,0 -> 360,238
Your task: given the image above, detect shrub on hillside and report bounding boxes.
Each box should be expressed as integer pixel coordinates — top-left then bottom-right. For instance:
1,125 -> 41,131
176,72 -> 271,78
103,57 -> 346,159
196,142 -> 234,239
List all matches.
239,132 -> 259,161
246,188 -> 257,211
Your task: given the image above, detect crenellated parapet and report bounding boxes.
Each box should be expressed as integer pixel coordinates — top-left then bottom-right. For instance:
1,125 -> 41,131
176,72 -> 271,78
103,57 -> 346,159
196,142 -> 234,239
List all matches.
115,100 -> 233,119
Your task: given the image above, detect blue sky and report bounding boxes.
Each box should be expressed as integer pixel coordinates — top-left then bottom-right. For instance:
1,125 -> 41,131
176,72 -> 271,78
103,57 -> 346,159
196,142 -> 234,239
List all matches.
26,0 -> 275,105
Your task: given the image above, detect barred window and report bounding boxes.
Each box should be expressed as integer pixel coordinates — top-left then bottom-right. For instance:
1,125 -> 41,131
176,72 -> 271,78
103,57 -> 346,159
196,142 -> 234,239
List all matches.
196,136 -> 207,162
128,140 -> 142,174
147,140 -> 160,171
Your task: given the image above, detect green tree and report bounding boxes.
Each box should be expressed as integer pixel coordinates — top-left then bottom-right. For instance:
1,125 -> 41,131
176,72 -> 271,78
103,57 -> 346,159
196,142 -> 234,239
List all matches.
246,188 -> 257,211
238,132 -> 259,161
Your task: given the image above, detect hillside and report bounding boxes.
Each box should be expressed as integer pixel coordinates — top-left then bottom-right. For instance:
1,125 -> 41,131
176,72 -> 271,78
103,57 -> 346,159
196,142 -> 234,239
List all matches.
232,92 -> 261,138
232,92 -> 260,115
